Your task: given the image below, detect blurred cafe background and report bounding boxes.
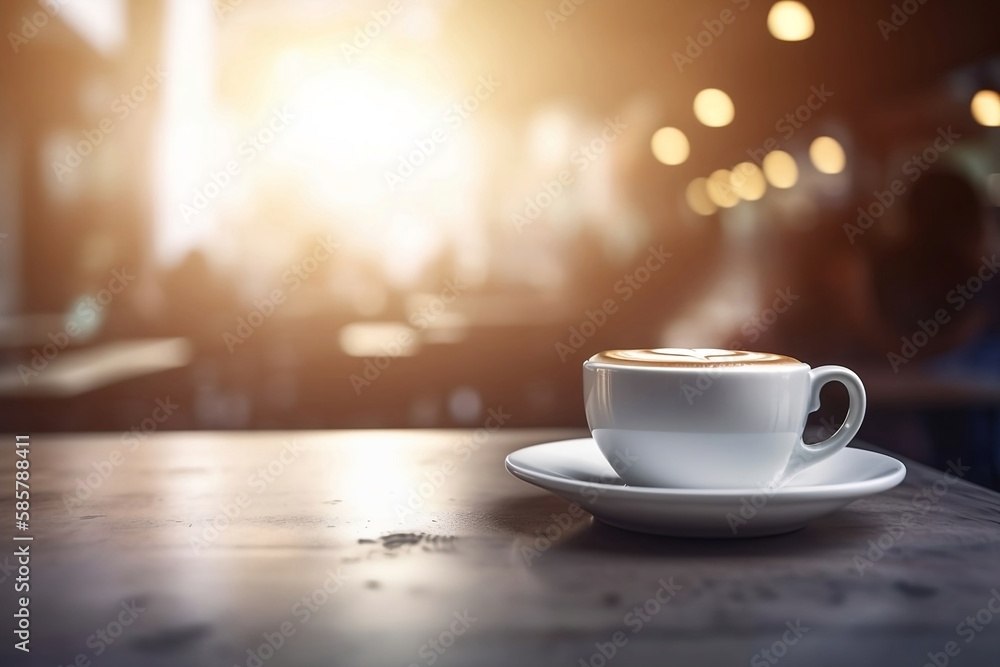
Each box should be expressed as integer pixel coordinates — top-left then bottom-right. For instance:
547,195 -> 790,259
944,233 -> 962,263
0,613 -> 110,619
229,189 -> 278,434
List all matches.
1,0 -> 999,487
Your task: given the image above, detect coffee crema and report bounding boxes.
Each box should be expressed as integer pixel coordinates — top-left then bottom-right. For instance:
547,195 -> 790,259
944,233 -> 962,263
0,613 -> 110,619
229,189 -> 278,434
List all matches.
587,348 -> 801,368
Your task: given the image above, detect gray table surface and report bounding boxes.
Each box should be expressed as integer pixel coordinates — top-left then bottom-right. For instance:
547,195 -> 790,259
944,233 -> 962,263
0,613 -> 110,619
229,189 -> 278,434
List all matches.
1,429 -> 999,666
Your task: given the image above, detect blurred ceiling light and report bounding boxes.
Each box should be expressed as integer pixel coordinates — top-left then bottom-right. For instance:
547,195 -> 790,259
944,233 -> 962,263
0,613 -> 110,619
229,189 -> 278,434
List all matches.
971,90 -> 1000,127
290,68 -> 436,169
60,0 -> 126,55
685,178 -> 718,216
693,89 -> 735,128
809,136 -> 846,174
339,323 -> 419,358
767,1 -> 815,41
650,127 -> 690,165
729,162 -> 767,201
707,169 -> 740,208
762,150 -> 799,188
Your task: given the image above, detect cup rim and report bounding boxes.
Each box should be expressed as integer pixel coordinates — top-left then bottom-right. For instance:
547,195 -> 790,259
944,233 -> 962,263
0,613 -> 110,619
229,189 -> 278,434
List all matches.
583,359 -> 810,373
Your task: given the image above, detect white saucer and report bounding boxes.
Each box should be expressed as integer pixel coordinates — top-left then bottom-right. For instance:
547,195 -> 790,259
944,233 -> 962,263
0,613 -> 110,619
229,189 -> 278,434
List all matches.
505,438 -> 906,538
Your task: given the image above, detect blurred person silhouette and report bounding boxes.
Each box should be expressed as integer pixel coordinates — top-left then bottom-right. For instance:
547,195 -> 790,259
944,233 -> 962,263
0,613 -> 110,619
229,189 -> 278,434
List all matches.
752,170 -> 997,366
871,169 -> 997,359
878,169 -> 1000,487
729,169 -> 998,478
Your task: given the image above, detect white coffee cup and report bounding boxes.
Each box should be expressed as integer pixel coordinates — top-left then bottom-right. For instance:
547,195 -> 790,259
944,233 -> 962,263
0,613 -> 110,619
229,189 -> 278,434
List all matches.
583,348 -> 866,489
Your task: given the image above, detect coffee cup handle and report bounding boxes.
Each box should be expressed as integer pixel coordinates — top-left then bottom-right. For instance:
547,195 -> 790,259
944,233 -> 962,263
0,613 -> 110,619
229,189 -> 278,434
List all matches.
776,366 -> 867,485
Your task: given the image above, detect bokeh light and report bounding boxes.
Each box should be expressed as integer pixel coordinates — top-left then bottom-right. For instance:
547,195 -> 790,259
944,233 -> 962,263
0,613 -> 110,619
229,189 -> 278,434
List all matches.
693,89 -> 735,128
685,177 -> 718,216
729,162 -> 767,201
809,136 -> 846,174
762,151 -> 799,188
650,127 -> 690,165
971,90 -> 1000,126
707,169 -> 739,208
987,173 -> 1000,206
767,1 -> 815,41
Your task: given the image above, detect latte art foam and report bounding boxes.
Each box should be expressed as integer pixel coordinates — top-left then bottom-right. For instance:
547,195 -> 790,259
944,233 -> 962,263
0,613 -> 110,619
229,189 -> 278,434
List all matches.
588,348 -> 801,368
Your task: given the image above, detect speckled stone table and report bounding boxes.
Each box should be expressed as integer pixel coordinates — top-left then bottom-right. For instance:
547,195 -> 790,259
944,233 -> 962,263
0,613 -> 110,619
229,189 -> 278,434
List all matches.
1,429 -> 999,666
